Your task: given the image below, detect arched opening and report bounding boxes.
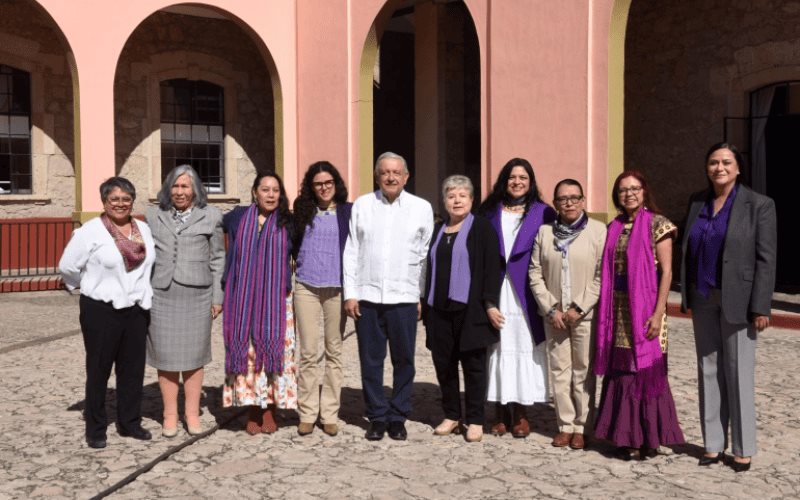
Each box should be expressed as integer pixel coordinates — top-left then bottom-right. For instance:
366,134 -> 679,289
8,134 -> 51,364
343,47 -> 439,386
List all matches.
622,0 -> 800,290
0,0 -> 77,216
750,81 -> 800,290
360,0 -> 480,209
113,4 -> 281,212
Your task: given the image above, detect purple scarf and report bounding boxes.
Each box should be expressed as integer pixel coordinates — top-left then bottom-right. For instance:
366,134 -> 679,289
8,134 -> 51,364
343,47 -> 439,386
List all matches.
100,214 -> 146,272
426,213 -> 474,307
594,209 -> 665,395
223,204 -> 289,375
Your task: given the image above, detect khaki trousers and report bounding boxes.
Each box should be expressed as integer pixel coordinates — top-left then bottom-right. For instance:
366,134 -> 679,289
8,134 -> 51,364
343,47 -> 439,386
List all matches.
294,281 -> 346,424
544,319 -> 595,434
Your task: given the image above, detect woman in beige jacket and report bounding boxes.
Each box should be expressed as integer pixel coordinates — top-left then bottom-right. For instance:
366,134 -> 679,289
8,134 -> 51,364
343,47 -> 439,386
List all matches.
529,179 -> 606,450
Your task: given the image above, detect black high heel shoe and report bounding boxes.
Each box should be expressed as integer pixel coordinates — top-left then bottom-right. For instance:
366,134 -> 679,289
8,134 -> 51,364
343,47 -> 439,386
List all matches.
698,453 -> 722,466
730,458 -> 751,472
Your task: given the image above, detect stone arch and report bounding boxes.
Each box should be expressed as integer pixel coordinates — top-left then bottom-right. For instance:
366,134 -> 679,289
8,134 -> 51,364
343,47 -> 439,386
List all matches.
357,0 -> 482,207
0,0 -> 78,216
112,3 -> 283,213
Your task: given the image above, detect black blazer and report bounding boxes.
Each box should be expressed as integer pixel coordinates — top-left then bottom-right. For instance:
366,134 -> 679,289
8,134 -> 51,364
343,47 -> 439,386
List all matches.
423,214 -> 502,352
680,184 -> 777,324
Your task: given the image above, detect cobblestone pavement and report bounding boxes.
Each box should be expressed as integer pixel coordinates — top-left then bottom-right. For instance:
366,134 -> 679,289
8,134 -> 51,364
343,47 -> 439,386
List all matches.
1,290 -> 799,499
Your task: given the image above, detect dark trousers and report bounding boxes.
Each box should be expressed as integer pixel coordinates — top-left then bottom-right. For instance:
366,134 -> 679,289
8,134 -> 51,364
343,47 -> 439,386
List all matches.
355,301 -> 417,423
79,295 -> 148,439
428,308 -> 487,425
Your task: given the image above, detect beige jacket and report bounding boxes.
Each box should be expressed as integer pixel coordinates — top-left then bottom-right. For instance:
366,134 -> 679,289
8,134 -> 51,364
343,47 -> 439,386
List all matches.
528,217 -> 606,319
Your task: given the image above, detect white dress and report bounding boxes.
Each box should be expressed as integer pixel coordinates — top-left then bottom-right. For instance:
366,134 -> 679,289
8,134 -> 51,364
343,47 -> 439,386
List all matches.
485,211 -> 549,405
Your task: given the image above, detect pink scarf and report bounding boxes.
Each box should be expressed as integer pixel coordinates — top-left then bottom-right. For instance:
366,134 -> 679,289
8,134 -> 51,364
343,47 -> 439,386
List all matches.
594,209 -> 666,395
100,214 -> 146,272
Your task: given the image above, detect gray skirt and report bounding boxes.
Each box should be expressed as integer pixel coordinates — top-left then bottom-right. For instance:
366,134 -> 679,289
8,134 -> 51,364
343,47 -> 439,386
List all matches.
147,281 -> 212,371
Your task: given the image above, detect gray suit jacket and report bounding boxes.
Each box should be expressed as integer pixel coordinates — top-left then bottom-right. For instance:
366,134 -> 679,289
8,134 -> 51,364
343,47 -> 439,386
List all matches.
147,205 -> 226,304
680,185 -> 777,324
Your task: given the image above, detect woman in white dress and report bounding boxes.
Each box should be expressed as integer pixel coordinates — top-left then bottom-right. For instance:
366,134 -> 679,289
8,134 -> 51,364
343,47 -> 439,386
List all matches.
478,158 -> 556,437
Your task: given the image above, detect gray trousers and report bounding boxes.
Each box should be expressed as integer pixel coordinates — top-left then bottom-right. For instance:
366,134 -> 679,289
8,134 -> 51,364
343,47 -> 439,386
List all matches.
690,288 -> 757,457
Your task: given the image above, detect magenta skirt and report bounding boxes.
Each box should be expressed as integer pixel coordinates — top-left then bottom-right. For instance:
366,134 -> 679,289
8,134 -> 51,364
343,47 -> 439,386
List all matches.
594,357 -> 685,449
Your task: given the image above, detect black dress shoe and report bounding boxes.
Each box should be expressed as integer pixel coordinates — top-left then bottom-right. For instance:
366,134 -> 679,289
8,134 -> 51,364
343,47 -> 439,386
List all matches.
117,426 -> 153,441
365,421 -> 386,441
730,460 -> 751,472
388,421 -> 407,441
698,453 -> 722,466
86,437 -> 107,449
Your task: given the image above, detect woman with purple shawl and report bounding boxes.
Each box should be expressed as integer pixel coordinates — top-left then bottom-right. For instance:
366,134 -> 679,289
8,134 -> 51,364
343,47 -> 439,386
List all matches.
423,175 -> 501,443
221,171 -> 296,434
479,158 -> 556,438
593,170 -> 685,460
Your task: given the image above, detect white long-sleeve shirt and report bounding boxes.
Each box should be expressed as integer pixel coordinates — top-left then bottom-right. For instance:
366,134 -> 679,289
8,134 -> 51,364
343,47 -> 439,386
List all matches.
59,217 -> 156,310
343,190 -> 433,304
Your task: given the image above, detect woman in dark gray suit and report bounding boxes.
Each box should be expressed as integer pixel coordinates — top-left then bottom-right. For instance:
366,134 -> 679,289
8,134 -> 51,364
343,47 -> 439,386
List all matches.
147,165 -> 225,438
681,143 -> 777,472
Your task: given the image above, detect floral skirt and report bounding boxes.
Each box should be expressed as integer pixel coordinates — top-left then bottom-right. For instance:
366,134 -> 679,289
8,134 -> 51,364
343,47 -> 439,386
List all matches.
222,295 -> 297,409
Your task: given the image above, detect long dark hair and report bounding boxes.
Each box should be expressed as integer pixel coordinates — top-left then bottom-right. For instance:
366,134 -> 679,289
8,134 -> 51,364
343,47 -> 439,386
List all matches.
251,170 -> 292,229
478,157 -> 542,218
293,161 -> 349,230
611,170 -> 661,214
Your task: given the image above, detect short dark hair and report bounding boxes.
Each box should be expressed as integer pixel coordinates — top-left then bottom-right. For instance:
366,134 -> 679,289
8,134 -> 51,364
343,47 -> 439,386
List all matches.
553,178 -> 584,199
99,177 -> 136,203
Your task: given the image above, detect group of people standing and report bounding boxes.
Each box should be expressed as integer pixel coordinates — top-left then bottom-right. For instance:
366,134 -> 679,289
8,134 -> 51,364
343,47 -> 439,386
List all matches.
59,142 -> 775,473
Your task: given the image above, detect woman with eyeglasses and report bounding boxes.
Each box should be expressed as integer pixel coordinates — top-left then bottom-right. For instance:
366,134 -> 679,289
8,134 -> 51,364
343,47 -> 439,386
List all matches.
680,143 -> 776,472
528,179 -> 606,450
59,177 -> 156,449
593,171 -> 685,460
291,161 -> 352,437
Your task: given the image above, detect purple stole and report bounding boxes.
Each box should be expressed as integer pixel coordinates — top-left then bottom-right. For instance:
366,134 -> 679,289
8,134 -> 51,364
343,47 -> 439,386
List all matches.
594,208 -> 666,397
426,213 -> 474,307
223,204 -> 289,375
487,202 -> 555,345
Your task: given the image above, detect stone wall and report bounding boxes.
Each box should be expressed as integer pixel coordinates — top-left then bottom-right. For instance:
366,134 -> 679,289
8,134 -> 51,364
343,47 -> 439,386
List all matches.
0,0 -> 75,218
625,0 -> 800,223
114,11 -> 275,215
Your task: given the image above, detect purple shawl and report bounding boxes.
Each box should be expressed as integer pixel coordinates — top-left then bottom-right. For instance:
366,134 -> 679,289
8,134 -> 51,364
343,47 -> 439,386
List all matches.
594,208 -> 665,395
426,213 -> 474,306
488,202 -> 555,344
223,204 -> 289,375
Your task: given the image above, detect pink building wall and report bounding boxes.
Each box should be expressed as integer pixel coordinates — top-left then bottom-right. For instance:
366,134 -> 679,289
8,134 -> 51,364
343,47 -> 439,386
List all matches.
22,0 -> 619,218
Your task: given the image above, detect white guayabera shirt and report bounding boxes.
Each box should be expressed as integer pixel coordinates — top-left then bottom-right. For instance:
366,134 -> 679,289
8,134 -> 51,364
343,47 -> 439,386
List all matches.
343,189 -> 433,305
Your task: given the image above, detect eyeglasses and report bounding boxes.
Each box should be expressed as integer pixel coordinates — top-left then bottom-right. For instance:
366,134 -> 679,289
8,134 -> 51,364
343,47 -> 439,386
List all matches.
106,196 -> 134,206
617,186 -> 643,195
312,180 -> 335,190
554,195 -> 584,206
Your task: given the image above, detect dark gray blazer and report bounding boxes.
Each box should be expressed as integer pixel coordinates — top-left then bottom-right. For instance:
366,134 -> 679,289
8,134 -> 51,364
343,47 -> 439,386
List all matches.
146,205 -> 226,304
680,185 -> 777,324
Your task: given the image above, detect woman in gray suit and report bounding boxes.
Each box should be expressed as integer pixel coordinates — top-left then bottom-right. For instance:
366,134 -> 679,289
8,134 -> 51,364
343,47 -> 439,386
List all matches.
681,143 -> 777,472
147,165 -> 225,438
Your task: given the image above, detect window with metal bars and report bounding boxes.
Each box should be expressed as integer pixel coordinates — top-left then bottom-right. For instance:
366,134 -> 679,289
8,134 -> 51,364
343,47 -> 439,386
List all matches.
0,64 -> 32,194
160,79 -> 224,193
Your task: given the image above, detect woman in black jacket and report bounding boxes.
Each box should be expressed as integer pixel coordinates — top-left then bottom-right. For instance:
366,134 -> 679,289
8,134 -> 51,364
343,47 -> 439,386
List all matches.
423,175 -> 502,442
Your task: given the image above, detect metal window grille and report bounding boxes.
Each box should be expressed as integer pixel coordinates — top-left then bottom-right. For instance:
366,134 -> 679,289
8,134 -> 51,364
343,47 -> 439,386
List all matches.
160,79 -> 225,193
0,65 -> 32,194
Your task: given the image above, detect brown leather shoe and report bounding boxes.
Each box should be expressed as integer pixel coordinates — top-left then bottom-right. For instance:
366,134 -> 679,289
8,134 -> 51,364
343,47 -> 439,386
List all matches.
297,422 -> 314,436
490,404 -> 509,436
510,404 -> 530,438
569,433 -> 585,449
322,423 -> 339,436
552,431 -> 572,447
246,407 -> 263,436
